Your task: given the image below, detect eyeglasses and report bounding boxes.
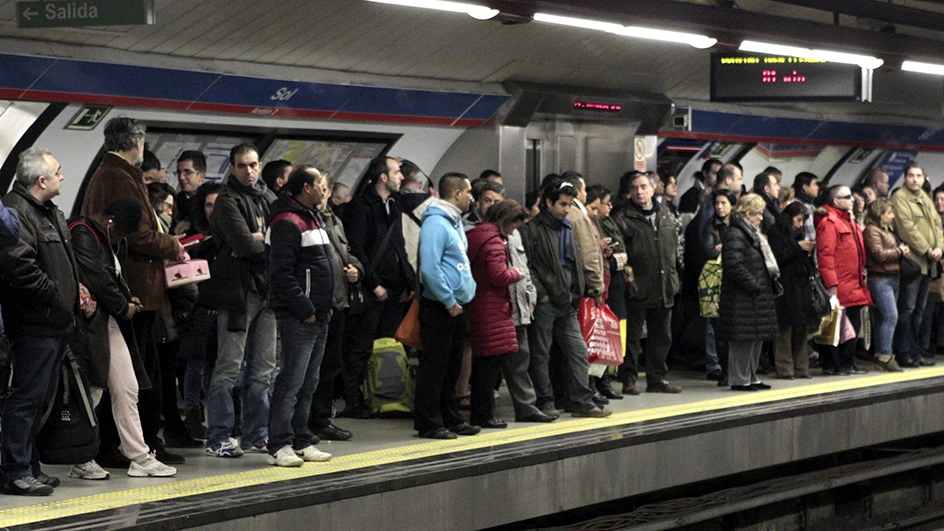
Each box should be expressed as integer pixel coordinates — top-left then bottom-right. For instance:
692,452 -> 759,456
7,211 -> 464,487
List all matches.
175,169 -> 200,178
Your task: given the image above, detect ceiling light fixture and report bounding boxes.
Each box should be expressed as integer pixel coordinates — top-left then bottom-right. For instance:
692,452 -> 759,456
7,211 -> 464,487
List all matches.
534,13 -> 717,49
901,60 -> 944,76
365,0 -> 499,20
739,40 -> 884,70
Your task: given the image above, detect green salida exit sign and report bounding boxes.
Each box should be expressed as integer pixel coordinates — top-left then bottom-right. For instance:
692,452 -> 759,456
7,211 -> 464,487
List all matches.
17,0 -> 155,29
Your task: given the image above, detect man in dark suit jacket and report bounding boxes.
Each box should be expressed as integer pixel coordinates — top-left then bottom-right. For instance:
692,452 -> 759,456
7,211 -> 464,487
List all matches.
678,158 -> 722,214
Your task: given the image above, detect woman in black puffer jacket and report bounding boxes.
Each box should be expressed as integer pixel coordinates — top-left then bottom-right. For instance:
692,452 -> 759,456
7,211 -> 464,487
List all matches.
718,193 -> 781,391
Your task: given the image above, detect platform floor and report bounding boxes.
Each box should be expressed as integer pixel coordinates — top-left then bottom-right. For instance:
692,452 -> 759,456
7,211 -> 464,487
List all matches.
3,363 -> 944,529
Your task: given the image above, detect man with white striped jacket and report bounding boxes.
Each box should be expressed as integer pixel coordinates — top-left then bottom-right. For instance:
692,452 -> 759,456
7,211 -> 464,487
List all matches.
265,165 -> 335,467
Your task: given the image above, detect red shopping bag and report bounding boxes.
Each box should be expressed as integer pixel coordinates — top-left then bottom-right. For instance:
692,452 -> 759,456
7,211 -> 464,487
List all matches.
578,298 -> 623,366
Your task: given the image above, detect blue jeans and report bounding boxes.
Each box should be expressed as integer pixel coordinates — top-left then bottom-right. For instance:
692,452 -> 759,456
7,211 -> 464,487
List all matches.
705,319 -> 721,372
894,274 -> 930,362
206,291 -> 277,448
527,302 -> 594,412
868,276 -> 899,356
268,317 -> 329,453
1,335 -> 67,482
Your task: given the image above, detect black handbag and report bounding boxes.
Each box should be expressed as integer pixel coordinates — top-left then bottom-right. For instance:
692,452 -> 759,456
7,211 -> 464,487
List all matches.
809,273 -> 831,319
348,281 -> 367,316
900,254 -> 922,284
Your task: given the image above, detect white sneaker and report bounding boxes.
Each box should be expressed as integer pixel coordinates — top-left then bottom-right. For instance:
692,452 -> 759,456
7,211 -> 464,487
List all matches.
266,445 -> 303,467
128,453 -> 178,477
69,460 -> 110,480
295,445 -> 332,462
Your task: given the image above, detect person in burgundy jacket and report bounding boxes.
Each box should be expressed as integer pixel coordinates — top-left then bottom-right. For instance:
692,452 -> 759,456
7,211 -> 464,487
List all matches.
816,185 -> 872,375
465,201 -> 528,428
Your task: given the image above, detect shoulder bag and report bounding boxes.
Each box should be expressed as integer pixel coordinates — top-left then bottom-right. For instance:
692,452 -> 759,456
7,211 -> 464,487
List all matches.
349,221 -> 398,316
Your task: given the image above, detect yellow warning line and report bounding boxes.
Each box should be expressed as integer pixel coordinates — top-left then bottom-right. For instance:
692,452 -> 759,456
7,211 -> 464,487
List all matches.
2,367 -> 943,527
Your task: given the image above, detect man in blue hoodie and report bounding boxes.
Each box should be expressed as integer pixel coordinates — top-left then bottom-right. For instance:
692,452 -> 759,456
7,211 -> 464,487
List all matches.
414,172 -> 478,440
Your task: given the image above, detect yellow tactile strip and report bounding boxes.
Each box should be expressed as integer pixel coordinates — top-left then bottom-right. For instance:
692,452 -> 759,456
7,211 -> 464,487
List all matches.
2,367 -> 943,528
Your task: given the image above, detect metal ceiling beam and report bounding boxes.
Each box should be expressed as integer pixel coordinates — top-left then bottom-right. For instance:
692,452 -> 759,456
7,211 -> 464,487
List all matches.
494,0 -> 944,64
766,0 -> 944,33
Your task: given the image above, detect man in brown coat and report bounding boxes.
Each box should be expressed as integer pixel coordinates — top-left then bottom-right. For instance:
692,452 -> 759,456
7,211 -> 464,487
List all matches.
82,117 -> 185,467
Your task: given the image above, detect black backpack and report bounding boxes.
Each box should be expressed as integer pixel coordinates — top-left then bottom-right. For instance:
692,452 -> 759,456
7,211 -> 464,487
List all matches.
36,347 -> 99,465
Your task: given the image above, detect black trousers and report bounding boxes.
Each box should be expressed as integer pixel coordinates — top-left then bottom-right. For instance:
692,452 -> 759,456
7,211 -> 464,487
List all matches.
341,294 -> 404,405
157,339 -> 187,434
413,298 -> 466,434
821,305 -> 862,371
134,311 -> 163,449
470,354 -> 505,424
309,310 -> 346,429
622,306 -> 673,385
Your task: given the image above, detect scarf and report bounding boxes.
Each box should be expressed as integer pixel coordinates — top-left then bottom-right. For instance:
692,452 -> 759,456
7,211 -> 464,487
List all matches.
632,200 -> 660,227
795,190 -> 815,206
541,210 -> 577,292
227,178 -> 267,232
751,224 -> 780,279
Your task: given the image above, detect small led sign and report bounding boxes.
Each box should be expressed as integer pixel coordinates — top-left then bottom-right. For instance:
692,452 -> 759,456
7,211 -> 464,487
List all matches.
711,52 -> 864,102
573,101 -> 623,112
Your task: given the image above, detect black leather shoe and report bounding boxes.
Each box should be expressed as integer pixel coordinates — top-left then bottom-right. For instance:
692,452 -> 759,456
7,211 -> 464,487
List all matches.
515,411 -> 557,423
316,423 -> 353,441
592,390 -> 609,406
731,385 -> 758,392
898,358 -> 920,368
164,431 -> 203,448
473,418 -> 508,429
156,447 -> 186,465
751,382 -> 772,390
96,445 -> 131,469
849,365 -> 869,374
338,404 -> 372,419
706,369 -> 722,381
448,422 -> 481,436
597,379 -> 623,400
920,357 -> 937,367
419,427 -> 457,440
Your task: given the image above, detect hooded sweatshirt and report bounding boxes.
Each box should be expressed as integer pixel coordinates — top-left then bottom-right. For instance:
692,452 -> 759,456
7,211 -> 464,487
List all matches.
419,199 -> 476,308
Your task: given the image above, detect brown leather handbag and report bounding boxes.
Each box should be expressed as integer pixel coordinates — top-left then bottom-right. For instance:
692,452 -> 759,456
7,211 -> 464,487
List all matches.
395,299 -> 423,350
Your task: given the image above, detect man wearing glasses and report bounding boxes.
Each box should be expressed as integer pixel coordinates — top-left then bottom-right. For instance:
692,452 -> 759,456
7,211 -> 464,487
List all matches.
173,150 -> 207,233
0,148 -> 78,495
816,185 -> 872,375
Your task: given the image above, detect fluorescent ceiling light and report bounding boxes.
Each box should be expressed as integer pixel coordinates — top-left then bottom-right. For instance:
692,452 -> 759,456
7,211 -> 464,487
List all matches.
534,13 -> 717,49
739,40 -> 883,70
366,0 -> 499,20
902,60 -> 944,76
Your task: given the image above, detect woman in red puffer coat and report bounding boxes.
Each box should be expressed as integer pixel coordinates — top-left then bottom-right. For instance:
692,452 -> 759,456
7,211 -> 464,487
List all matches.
465,200 -> 529,428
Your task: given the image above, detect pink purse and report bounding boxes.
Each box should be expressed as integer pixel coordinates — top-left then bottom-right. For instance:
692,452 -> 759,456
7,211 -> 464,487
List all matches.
164,253 -> 211,287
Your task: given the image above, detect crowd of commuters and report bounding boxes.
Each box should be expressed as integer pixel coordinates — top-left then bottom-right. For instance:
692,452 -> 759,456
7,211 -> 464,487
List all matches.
674,159 -> 944,392
0,115 -> 937,495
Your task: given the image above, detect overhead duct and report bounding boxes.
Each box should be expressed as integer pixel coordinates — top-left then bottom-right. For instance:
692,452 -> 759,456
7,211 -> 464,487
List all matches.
500,81 -> 674,133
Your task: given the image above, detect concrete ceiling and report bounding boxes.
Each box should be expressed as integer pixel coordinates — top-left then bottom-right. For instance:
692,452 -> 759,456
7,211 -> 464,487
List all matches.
0,0 -> 943,126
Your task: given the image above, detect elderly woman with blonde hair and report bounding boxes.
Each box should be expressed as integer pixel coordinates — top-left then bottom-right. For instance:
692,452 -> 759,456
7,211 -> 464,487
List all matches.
717,193 -> 781,391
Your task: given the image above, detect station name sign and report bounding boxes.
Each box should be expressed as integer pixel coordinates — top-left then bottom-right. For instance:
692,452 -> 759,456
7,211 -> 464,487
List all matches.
17,0 -> 154,29
710,52 -> 866,102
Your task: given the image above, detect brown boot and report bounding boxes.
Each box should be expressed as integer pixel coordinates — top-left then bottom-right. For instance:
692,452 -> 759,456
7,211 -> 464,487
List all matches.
620,374 -> 640,396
